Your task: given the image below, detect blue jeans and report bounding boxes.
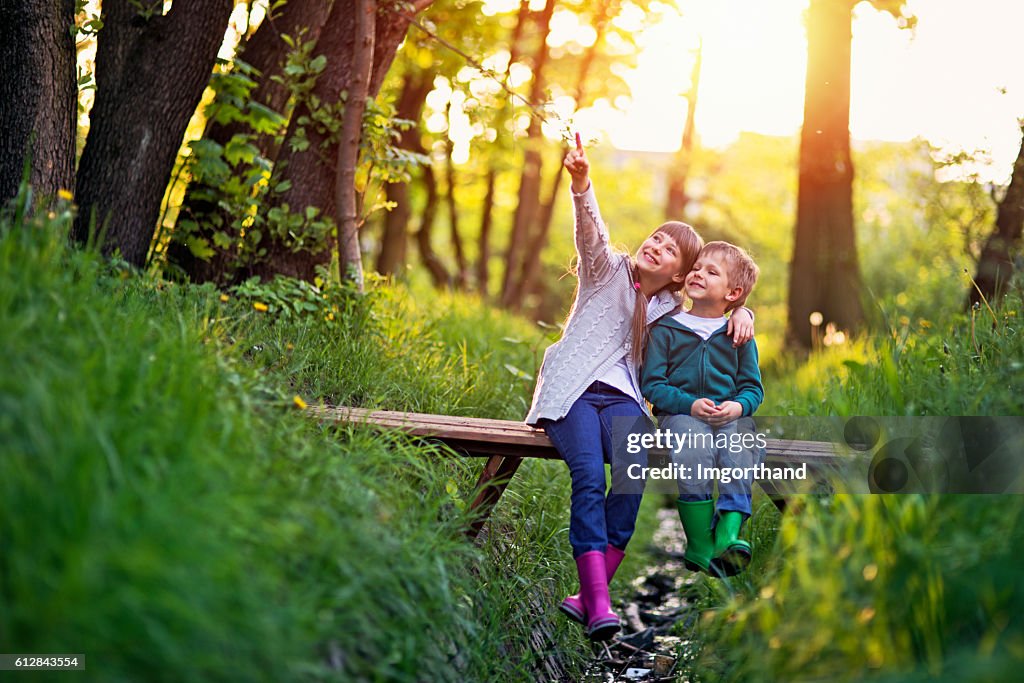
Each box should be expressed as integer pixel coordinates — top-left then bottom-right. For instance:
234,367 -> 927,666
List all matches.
660,414 -> 758,518
541,382 -> 649,558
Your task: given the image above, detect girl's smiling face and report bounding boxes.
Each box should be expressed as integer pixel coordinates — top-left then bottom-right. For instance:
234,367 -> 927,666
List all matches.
635,230 -> 688,287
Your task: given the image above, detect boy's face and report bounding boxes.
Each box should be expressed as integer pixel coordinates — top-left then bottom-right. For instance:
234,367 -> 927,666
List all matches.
635,231 -> 688,285
685,252 -> 742,308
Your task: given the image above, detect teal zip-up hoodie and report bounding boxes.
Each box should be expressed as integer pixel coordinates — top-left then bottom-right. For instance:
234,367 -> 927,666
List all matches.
640,314 -> 764,417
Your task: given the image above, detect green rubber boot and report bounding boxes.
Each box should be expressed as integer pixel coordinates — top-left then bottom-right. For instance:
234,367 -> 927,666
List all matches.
676,499 -> 715,574
710,511 -> 752,577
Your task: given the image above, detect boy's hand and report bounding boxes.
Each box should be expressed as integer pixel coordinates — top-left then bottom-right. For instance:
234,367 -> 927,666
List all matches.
690,398 -> 719,421
705,401 -> 743,427
564,142 -> 590,194
727,307 -> 754,347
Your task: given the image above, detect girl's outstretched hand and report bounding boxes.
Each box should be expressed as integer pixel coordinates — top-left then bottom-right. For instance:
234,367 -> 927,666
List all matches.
727,307 -> 755,347
564,142 -> 590,193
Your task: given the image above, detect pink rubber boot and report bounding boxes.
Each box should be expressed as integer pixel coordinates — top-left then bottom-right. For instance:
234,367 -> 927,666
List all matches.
559,545 -> 625,625
575,550 -> 620,641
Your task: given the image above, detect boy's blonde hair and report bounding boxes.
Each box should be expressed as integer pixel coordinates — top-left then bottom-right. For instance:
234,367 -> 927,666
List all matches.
699,241 -> 759,311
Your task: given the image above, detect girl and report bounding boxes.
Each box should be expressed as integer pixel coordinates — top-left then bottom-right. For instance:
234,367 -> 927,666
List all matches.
526,140 -> 754,641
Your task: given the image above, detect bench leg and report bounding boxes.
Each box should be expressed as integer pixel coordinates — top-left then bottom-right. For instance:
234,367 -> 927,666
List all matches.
466,455 -> 523,539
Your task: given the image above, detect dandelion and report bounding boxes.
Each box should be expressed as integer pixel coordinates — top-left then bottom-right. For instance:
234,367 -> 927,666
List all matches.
293,395 -> 308,410
760,586 -> 776,600
286,342 -> 294,351
862,563 -> 878,581
253,302 -> 269,312
858,606 -> 876,623
57,189 -> 73,201
219,294 -> 230,303
325,312 -> 335,322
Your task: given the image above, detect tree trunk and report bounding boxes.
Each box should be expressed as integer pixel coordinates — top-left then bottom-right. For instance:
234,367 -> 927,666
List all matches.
785,0 -> 864,349
499,0 -> 556,308
511,0 -> 611,309
252,0 -> 427,282
415,164 -> 450,287
72,0 -> 234,267
168,0 -> 331,284
336,0 -> 375,290
969,122 -> 1024,306
0,0 -> 77,205
444,102 -> 469,289
475,0 -> 530,299
476,171 -> 497,296
377,69 -> 433,276
665,39 -> 702,219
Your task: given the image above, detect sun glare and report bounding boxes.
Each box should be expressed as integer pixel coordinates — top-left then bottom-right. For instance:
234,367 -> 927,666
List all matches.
572,0 -> 1024,182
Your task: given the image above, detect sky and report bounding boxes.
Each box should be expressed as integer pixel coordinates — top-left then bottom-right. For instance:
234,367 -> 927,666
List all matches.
568,0 -> 1024,183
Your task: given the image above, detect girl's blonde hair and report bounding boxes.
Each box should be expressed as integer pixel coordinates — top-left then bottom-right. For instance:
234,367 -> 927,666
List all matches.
629,221 -> 703,366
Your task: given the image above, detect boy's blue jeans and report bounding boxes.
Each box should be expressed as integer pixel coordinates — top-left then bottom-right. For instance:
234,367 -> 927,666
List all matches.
659,414 -> 758,518
541,382 -> 649,558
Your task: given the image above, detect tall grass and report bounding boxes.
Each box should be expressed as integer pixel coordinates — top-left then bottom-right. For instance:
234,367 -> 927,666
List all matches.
0,192 -> 602,681
678,289 -> 1024,681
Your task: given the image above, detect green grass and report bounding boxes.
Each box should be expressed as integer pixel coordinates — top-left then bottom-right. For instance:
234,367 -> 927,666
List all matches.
673,288 -> 1024,681
0,193 -> 614,681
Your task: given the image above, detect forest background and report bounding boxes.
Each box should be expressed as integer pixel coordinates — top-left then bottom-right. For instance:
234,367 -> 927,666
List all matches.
1,0 -> 1023,681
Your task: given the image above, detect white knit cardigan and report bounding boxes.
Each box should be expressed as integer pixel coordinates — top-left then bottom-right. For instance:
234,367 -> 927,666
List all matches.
524,184 -> 680,425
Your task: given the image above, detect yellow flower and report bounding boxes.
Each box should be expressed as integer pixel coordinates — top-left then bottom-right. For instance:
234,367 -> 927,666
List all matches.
768,636 -> 782,649
862,563 -> 879,581
57,189 -> 73,201
293,395 -> 308,410
253,302 -> 269,312
325,312 -> 335,321
858,606 -> 876,623
219,294 -> 230,303
286,342 -> 294,351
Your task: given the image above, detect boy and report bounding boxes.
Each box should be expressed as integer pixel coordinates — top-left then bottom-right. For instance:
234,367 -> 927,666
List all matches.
640,241 -> 764,577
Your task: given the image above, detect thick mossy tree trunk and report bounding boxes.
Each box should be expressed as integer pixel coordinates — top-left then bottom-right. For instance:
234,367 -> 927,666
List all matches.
168,0 -> 331,284
786,0 -> 864,349
969,123 -> 1024,307
0,0 -> 76,205
251,0 -> 427,283
72,0 -> 234,267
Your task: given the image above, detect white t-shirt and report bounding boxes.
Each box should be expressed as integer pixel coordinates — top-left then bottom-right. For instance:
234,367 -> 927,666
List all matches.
596,354 -> 643,405
672,311 -> 727,340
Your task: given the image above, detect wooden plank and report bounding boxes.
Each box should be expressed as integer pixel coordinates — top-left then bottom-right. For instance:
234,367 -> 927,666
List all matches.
313,405 -> 843,460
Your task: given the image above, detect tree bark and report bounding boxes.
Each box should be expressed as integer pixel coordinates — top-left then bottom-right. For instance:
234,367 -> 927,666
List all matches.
665,39 -> 702,219
168,0 -> 331,284
476,171 -> 497,296
71,0 -> 234,267
786,0 -> 864,348
511,0 -> 611,309
336,0 -> 376,290
444,102 -> 469,289
376,69 -> 433,276
0,0 -> 76,205
969,123 -> 1024,306
415,164 -> 450,287
499,0 -> 556,308
252,0 -> 427,282
474,0 -> 530,299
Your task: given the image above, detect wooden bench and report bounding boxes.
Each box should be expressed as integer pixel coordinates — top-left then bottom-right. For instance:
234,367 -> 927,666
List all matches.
312,405 -> 842,537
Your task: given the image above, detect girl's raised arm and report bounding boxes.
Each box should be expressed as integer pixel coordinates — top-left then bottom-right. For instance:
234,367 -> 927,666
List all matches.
564,138 -> 614,284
